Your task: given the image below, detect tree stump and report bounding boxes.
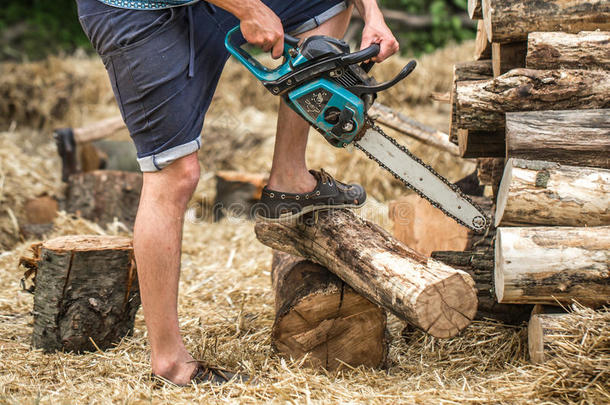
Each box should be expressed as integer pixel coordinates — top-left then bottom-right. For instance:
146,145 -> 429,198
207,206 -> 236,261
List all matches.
255,209 -> 478,338
26,235 -> 140,352
271,251 -> 387,371
65,170 -> 142,229
528,306 -> 569,364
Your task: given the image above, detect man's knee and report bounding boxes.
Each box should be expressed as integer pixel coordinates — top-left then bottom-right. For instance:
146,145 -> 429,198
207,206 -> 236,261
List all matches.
144,152 -> 200,201
168,153 -> 201,197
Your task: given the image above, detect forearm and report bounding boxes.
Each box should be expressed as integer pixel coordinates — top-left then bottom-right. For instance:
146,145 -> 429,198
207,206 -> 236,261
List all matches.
350,0 -> 384,24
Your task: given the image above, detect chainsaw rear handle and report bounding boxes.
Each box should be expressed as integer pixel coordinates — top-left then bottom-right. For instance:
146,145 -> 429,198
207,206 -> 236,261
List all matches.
225,26 -> 301,82
340,43 -> 380,65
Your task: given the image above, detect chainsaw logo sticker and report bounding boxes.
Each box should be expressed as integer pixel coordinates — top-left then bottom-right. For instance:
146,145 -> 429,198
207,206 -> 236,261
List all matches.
297,89 -> 332,120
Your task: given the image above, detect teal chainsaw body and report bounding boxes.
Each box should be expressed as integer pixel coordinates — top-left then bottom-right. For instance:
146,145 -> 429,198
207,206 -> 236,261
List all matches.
224,26 -> 416,148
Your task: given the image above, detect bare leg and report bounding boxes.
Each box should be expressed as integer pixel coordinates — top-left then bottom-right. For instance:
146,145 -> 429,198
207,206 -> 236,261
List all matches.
266,5 -> 354,194
133,152 -> 201,385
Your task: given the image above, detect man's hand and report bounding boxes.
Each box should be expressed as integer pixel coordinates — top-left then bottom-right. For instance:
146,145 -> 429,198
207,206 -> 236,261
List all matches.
353,1 -> 399,63
236,1 -> 285,59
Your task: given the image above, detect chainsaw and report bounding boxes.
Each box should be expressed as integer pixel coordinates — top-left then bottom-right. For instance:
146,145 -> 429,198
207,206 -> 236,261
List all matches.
225,27 -> 489,232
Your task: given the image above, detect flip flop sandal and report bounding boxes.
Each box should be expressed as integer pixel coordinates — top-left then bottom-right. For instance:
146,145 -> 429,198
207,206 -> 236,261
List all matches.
151,363 -> 250,387
256,168 -> 366,222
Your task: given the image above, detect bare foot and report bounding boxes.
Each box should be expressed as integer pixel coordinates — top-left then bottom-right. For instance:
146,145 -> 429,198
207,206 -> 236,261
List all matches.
152,352 -> 198,386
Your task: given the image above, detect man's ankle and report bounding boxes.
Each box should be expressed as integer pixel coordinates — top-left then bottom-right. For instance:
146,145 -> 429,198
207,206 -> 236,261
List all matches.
267,170 -> 317,194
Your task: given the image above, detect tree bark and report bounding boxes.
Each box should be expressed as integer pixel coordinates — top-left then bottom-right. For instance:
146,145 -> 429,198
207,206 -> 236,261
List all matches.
368,103 -> 458,155
458,129 -> 505,158
477,158 -> 505,198
506,109 -> 610,169
432,249 -> 532,325
482,0 -> 610,43
450,60 -> 493,142
65,170 -> 142,229
492,41 -> 527,77
24,235 -> 140,352
468,0 -> 482,20
255,209 -> 478,338
528,307 -> 569,364
494,226 -> 610,307
495,158 -> 610,227
456,69 -> 610,131
271,251 -> 387,371
526,31 -> 610,70
213,171 -> 268,221
474,20 -> 492,61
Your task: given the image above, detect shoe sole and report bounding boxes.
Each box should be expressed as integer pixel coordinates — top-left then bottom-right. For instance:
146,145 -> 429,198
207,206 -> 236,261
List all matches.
255,201 -> 366,223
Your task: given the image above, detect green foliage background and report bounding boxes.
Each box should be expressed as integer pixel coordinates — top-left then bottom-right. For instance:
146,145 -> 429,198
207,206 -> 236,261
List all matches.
0,0 -> 474,61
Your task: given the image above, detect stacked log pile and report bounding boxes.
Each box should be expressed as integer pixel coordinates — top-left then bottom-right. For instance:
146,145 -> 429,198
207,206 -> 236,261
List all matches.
444,1 -> 610,363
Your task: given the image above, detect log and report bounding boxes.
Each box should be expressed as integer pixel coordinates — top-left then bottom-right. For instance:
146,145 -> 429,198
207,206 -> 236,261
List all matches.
468,0 -> 482,20
526,31 -> 610,70
482,0 -> 610,44
506,109 -> 610,169
213,171 -> 268,221
458,129 -> 505,158
25,235 -> 140,352
369,103 -> 459,155
494,226 -> 610,307
255,209 -> 478,338
66,170 -> 142,229
72,116 -> 126,144
432,249 -> 532,324
477,158 -> 504,198
528,306 -> 569,364
491,41 -> 527,77
449,60 -> 492,143
456,69 -> 610,131
495,158 -> 610,227
271,251 -> 387,371
388,194 -> 490,256
474,20 -> 492,61
20,195 -> 58,240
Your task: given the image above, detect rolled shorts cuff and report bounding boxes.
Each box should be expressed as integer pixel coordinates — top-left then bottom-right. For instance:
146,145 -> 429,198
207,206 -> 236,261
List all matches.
137,136 -> 202,172
288,2 -> 348,36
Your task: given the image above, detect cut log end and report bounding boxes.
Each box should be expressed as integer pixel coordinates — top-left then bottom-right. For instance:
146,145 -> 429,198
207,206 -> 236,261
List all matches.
43,235 -> 132,252
416,272 -> 478,338
527,314 -> 545,364
494,230 -> 506,303
493,162 -> 512,228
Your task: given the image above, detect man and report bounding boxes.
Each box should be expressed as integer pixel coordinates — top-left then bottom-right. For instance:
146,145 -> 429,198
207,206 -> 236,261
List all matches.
76,0 -> 398,386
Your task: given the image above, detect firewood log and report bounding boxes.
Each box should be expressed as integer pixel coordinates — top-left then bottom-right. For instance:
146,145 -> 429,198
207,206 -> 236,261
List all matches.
271,251 -> 387,371
494,226 -> 610,307
456,69 -> 610,132
506,110 -> 610,169
526,31 -> 610,70
482,0 -> 610,43
495,158 -> 610,227
255,209 -> 478,338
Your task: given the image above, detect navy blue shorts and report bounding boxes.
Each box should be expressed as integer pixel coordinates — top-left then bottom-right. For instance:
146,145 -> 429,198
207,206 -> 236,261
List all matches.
76,0 -> 347,171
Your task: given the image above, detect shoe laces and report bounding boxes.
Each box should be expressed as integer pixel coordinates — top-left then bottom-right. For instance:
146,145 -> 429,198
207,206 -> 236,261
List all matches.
316,168 -> 334,184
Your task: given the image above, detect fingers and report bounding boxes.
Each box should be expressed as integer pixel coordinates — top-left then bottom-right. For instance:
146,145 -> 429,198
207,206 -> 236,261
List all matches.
374,38 -> 399,62
271,37 -> 284,59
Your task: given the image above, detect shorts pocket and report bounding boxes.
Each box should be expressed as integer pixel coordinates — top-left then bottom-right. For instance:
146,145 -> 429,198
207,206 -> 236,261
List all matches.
79,4 -> 178,56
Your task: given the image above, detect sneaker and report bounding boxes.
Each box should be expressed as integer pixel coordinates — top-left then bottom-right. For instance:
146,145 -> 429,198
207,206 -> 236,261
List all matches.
255,169 -> 366,222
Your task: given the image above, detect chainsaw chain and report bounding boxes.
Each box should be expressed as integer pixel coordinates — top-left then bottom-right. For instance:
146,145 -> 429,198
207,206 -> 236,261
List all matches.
355,118 -> 490,232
